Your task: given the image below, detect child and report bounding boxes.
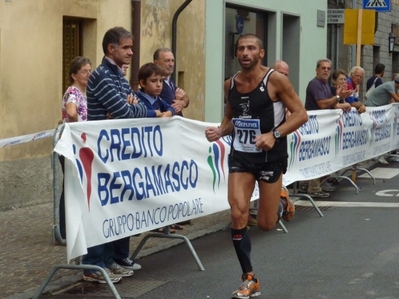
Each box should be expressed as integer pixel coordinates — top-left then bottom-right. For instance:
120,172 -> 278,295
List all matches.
136,62 -> 176,117
137,62 -> 178,233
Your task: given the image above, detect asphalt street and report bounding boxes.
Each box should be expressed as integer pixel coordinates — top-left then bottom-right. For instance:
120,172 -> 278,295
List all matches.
45,160 -> 399,299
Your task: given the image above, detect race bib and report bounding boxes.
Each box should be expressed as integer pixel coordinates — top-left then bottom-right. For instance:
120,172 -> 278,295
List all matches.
232,118 -> 261,153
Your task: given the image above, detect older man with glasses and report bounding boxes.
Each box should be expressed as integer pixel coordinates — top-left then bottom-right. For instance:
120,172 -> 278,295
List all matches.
346,66 -> 367,114
302,58 -> 352,198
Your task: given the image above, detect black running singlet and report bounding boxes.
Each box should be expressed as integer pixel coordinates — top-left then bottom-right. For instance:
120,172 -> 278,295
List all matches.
228,68 -> 288,163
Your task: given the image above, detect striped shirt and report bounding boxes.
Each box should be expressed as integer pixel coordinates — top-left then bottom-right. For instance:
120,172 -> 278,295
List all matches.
87,57 -> 147,120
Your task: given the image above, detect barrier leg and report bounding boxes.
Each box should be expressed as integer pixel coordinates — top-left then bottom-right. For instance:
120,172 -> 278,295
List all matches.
297,193 -> 324,217
278,220 -> 289,233
32,264 -> 121,299
355,167 -> 376,184
292,182 -> 324,217
337,164 -> 376,190
130,228 -> 205,271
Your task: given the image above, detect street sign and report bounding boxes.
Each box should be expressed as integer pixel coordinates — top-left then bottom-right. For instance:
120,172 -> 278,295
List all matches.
327,9 -> 345,24
363,0 -> 391,12
236,15 -> 244,35
343,9 -> 375,45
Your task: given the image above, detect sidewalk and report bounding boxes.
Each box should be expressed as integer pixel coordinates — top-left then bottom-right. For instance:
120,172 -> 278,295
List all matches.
1,202 -> 231,299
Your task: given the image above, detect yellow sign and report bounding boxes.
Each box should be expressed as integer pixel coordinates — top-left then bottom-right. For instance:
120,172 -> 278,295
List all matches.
343,9 -> 375,45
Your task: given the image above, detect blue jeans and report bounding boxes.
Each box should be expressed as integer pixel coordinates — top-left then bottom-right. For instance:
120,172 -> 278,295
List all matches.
81,237 -> 130,274
82,243 -> 113,274
113,237 -> 130,260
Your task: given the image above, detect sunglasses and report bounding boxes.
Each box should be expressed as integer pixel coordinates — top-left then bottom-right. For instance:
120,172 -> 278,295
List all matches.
320,67 -> 331,71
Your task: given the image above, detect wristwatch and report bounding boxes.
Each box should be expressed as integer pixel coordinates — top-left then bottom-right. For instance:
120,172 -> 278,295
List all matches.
273,128 -> 281,139
336,95 -> 340,102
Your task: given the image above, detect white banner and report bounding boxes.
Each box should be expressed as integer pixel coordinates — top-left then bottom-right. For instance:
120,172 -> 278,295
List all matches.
54,104 -> 399,261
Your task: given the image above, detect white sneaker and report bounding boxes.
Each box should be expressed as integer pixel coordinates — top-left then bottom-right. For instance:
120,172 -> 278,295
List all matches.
378,156 -> 389,164
108,262 -> 134,277
82,268 -> 122,284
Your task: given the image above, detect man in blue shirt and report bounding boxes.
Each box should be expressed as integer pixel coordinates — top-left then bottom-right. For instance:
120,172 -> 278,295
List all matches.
84,27 -> 144,284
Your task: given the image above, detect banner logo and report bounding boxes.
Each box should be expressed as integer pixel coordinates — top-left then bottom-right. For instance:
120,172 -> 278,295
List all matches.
74,132 -> 94,211
207,136 -> 230,192
289,131 -> 301,168
336,118 -> 343,156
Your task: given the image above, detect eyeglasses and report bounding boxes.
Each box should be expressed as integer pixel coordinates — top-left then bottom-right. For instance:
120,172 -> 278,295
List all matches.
320,67 -> 331,71
79,69 -> 91,75
353,75 -> 363,79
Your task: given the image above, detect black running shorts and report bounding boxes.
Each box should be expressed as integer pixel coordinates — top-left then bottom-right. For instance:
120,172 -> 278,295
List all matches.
229,156 -> 287,183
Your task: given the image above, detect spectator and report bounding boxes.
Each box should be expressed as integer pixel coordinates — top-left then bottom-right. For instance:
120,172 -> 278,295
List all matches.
59,56 -> 92,240
83,26 -> 148,284
205,34 -> 308,298
136,62 -> 175,117
331,69 -> 349,97
153,48 -> 190,116
365,75 -> 399,107
346,66 -> 367,114
154,47 -> 191,229
135,63 -> 177,232
304,59 -> 352,198
391,73 -> 399,101
366,63 -> 385,91
365,75 -> 399,164
271,60 -> 289,76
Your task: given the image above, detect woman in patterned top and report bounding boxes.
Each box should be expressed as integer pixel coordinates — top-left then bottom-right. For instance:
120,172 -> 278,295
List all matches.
61,56 -> 92,122
58,56 -> 91,240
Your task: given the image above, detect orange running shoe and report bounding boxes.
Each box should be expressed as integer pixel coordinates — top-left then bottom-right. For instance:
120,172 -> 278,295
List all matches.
281,185 -> 295,221
231,273 -> 261,298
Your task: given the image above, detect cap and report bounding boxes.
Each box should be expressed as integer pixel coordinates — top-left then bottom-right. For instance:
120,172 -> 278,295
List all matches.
395,75 -> 399,83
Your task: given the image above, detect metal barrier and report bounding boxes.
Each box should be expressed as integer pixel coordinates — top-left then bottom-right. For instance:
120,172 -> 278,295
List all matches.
41,119 -> 389,297
37,124 -> 204,298
130,225 -> 205,271
291,182 -> 324,218
324,165 -> 376,194
32,264 -> 121,299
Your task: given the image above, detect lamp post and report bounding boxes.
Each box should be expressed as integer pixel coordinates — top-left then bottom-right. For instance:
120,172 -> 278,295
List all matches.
389,32 -> 395,56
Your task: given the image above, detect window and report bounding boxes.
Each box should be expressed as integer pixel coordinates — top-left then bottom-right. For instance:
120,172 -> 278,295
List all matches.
62,18 -> 83,94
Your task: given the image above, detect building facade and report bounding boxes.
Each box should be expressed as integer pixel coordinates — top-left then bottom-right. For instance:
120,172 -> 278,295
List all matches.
0,0 -> 327,209
327,0 -> 399,95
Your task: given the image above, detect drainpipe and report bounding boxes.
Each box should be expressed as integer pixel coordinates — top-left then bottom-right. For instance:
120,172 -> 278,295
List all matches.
171,0 -> 193,83
131,0 -> 141,91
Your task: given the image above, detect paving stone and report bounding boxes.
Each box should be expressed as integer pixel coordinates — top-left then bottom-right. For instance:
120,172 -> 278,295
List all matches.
1,203 -> 230,299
